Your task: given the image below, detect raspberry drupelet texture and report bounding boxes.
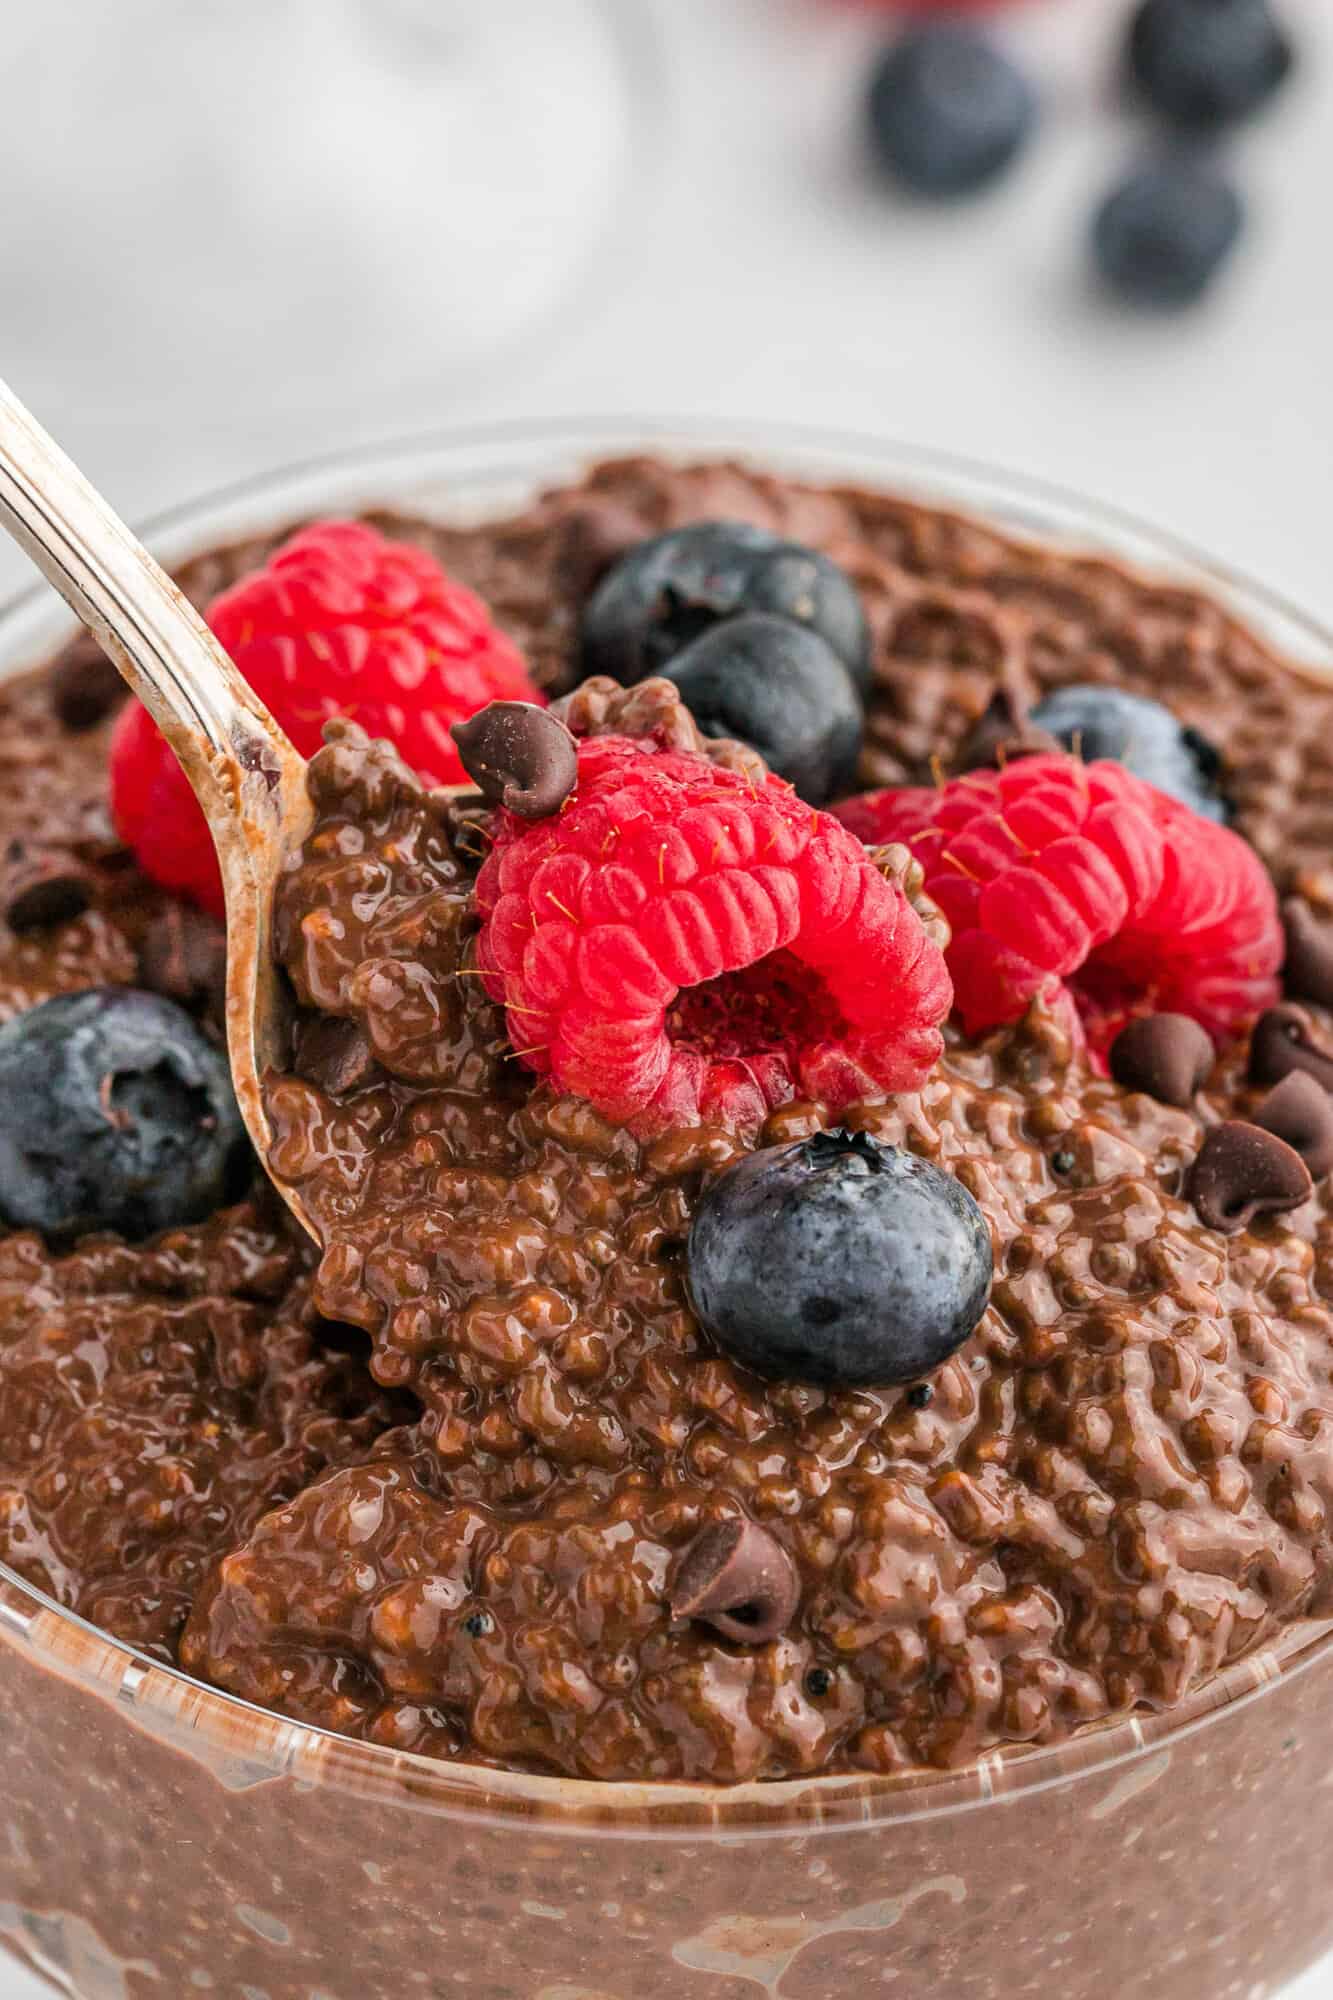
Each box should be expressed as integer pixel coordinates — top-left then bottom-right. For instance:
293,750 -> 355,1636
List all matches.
109,520 -> 543,916
838,752 -> 1282,1060
474,733 -> 953,1132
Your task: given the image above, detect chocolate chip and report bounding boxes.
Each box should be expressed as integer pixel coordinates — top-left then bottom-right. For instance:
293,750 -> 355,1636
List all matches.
1249,1005 -> 1333,1094
804,1667 -> 834,1699
293,1016 -> 380,1095
953,687 -> 1058,775
140,903 -> 227,1015
1282,899 -> 1333,1010
1109,1013 -> 1214,1107
450,702 -> 578,819
1186,1120 -> 1313,1235
669,1519 -> 799,1645
0,843 -> 92,931
1252,1071 -> 1333,1181
48,631 -> 127,732
906,1382 -> 934,1410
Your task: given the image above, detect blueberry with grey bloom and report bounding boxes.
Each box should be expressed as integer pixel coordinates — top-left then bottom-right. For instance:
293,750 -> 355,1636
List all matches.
580,520 -> 871,694
1128,0 -> 1294,129
865,24 -> 1037,199
0,986 -> 247,1243
687,1130 -> 993,1389
1030,684 -> 1229,821
1092,161 -> 1244,310
663,613 -> 863,804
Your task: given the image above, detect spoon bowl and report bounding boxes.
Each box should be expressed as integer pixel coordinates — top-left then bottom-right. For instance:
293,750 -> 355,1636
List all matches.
0,378 -> 320,1240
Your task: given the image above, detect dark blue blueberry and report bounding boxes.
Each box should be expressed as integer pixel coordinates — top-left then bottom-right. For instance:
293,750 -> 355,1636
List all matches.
1092,160 -> 1244,308
687,1131 -> 993,1390
1128,0 -> 1294,128
579,520 -> 871,695
0,987 -> 247,1243
1029,684 -> 1230,821
663,614 -> 863,805
865,25 -> 1037,199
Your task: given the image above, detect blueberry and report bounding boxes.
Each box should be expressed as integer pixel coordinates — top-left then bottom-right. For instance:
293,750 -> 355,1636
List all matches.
1092,160 -> 1244,309
865,25 -> 1037,199
1128,0 -> 1294,128
663,614 -> 863,805
686,1130 -> 993,1390
1030,684 -> 1230,821
0,987 -> 247,1243
580,521 -> 871,695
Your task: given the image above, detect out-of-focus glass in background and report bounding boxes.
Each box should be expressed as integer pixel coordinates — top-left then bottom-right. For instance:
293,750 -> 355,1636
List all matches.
0,0 -> 1327,617
0,0 -> 645,459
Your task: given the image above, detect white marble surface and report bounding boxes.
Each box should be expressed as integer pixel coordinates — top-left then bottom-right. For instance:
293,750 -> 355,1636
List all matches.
0,0 -> 1330,1993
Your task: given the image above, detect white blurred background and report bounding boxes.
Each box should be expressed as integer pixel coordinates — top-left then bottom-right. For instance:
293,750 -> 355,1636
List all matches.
0,0 -> 1328,608
0,1 -> 1329,1994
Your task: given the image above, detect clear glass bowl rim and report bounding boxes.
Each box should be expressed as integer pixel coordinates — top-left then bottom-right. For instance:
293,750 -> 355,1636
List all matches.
2,413 -> 1330,1843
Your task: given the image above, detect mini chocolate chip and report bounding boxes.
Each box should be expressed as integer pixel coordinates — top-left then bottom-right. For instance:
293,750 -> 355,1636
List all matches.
140,903 -> 227,1015
1282,899 -> 1333,1010
1252,1071 -> 1333,1181
953,687 -> 1058,775
1051,1149 -> 1076,1176
1109,1013 -> 1214,1107
0,844 -> 92,931
464,1610 -> 493,1639
804,1667 -> 834,1699
294,1016 -> 380,1095
1249,1005 -> 1333,1094
1186,1120 -> 1313,1235
450,702 -> 578,819
669,1519 -> 799,1645
906,1382 -> 934,1410
48,631 -> 127,732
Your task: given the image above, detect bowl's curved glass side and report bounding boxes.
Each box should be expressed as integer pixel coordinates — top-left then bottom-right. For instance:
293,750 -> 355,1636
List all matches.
4,418 -> 1332,678
2,1569 -> 1333,2000
3,1563 -> 1333,1839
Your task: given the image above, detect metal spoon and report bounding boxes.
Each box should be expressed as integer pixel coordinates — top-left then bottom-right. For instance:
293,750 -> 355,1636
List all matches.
0,377 -> 319,1240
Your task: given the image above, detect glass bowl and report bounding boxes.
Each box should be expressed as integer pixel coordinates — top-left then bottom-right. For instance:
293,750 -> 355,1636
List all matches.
0,421 -> 1330,2000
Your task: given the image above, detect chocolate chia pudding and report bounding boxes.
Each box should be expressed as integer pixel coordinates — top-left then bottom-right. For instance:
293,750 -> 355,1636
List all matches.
0,435 -> 1331,1999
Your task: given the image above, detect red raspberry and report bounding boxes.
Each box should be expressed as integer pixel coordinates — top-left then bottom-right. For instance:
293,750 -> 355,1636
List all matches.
109,521 -> 542,916
474,735 -> 953,1132
837,754 -> 1282,1060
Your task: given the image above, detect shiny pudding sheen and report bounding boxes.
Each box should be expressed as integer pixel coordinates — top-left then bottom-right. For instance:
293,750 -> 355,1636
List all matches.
2,457 -> 1333,1787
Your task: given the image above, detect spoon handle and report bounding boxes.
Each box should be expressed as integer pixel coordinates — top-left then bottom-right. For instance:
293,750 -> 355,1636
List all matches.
0,374 -> 299,800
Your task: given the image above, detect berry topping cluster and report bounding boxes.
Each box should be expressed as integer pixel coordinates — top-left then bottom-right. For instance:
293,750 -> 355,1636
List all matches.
581,519 -> 870,693
61,496 -> 1322,1417
580,520 -> 871,803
